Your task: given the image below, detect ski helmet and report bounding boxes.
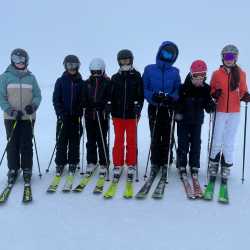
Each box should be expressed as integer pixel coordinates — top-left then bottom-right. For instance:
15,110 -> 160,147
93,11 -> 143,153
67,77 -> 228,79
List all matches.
221,44 -> 239,61
10,48 -> 29,67
117,49 -> 134,65
89,58 -> 106,74
63,55 -> 80,70
190,60 -> 207,75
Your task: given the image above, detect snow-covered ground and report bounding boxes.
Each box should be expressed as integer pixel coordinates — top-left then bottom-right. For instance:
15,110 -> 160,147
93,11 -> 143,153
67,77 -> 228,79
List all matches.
0,1 -> 250,250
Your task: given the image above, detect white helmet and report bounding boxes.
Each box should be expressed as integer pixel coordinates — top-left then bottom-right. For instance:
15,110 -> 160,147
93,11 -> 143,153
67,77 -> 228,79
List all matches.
89,58 -> 106,74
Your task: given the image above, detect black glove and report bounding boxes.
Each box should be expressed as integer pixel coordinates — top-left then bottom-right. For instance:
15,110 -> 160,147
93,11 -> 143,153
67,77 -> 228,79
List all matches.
241,92 -> 250,103
134,103 -> 141,116
163,94 -> 174,107
211,89 -> 222,100
175,113 -> 183,122
206,100 -> 216,113
104,102 -> 112,115
9,109 -> 24,120
25,104 -> 36,115
152,92 -> 165,104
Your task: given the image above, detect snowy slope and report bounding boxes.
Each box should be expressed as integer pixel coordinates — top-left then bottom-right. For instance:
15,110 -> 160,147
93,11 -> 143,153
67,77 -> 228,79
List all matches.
0,1 -> 250,250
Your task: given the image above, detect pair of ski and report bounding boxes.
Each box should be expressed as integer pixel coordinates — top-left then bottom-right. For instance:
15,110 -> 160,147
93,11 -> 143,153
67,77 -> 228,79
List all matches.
180,174 -> 203,200
103,169 -> 133,199
47,167 -> 103,193
0,183 -> 32,204
203,177 -> 229,204
136,168 -> 167,199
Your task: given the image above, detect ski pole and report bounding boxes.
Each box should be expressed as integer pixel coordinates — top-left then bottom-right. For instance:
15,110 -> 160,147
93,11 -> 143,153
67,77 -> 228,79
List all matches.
46,120 -> 64,173
206,110 -> 217,185
242,102 -> 248,184
29,116 -> 42,178
106,113 -> 111,181
166,110 -> 175,184
0,120 -> 17,167
144,105 -> 159,180
206,114 -> 213,184
134,101 -> 139,182
80,111 -> 86,175
96,111 -> 109,180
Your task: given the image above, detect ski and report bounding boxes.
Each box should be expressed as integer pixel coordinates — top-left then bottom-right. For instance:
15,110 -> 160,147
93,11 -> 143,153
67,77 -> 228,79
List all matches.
93,176 -> 106,194
23,185 -> 32,203
152,177 -> 167,199
218,182 -> 229,204
192,175 -> 203,199
123,181 -> 133,199
181,175 -> 195,199
47,175 -> 62,193
103,169 -> 123,199
135,168 -> 159,199
0,184 -> 13,204
62,173 -> 75,192
73,167 -> 97,193
203,180 -> 216,200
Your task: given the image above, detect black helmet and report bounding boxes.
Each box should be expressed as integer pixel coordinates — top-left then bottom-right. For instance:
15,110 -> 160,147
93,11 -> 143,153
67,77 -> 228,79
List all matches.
10,48 -> 29,67
117,49 -> 134,65
63,55 -> 80,70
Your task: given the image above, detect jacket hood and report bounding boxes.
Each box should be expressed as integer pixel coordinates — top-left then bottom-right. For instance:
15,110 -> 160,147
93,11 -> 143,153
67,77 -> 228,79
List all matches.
156,41 -> 179,68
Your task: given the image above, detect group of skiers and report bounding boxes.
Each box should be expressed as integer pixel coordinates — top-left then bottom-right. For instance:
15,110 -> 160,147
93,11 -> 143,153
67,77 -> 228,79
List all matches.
0,41 -> 249,194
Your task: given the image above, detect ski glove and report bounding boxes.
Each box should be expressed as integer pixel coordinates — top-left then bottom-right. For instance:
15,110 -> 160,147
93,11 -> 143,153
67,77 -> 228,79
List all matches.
206,100 -> 216,113
175,113 -> 183,122
152,92 -> 165,104
25,104 -> 37,115
241,92 -> 250,103
104,102 -> 112,115
8,109 -> 24,120
162,94 -> 174,107
134,103 -> 141,116
211,89 -> 222,100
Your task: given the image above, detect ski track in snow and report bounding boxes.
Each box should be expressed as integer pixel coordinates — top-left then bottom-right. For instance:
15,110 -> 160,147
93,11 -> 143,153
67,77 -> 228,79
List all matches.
0,87 -> 249,250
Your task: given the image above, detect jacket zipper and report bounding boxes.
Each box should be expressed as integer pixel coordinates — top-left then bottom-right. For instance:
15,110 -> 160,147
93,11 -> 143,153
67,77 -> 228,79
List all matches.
123,79 -> 127,119
227,72 -> 230,113
93,78 -> 99,120
70,81 -> 74,115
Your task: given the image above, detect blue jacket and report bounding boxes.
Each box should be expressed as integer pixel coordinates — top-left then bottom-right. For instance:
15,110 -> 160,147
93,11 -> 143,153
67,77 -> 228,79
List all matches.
143,41 -> 181,106
53,71 -> 84,117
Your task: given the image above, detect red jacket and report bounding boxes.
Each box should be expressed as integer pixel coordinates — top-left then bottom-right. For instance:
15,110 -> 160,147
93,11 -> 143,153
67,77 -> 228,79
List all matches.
210,66 -> 248,113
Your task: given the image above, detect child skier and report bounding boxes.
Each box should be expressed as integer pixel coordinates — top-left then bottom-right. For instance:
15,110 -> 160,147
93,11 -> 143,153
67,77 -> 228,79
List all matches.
143,41 -> 181,179
53,55 -> 84,176
83,58 -> 111,177
110,49 -> 144,181
204,45 -> 250,202
175,60 -> 215,198
0,48 -> 42,202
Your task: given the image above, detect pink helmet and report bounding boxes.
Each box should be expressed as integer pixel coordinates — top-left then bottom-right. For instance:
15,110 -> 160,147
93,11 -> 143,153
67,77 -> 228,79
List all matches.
190,60 -> 207,75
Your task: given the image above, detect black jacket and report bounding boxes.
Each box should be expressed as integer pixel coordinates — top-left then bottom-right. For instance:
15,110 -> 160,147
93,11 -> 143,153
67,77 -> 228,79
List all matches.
111,69 -> 144,119
83,75 -> 111,120
53,71 -> 84,117
176,74 -> 214,124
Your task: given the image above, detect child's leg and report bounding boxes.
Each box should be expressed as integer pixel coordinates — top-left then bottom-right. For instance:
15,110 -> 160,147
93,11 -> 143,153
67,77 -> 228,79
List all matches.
189,124 -> 202,174
125,119 -> 137,167
176,122 -> 190,173
85,118 -> 98,165
112,118 -> 125,167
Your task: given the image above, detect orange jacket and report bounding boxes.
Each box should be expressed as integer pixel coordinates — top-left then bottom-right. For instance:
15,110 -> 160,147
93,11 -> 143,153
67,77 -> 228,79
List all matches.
210,66 -> 248,113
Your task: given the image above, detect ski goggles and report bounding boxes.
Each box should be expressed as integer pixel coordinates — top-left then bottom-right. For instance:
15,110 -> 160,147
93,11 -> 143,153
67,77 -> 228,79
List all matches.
91,70 -> 103,76
161,50 -> 174,61
191,71 -> 206,78
11,54 -> 26,64
65,62 -> 80,70
223,52 -> 237,61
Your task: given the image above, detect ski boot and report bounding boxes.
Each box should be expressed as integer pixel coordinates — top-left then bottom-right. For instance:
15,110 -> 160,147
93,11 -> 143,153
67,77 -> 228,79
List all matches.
149,164 -> 160,178
55,165 -> 65,176
7,169 -> 19,185
178,166 -> 187,180
99,165 -> 107,177
23,169 -> 32,184
68,164 -> 77,175
113,167 -> 122,181
127,166 -> 136,182
221,163 -> 231,185
86,163 -> 96,176
208,158 -> 219,182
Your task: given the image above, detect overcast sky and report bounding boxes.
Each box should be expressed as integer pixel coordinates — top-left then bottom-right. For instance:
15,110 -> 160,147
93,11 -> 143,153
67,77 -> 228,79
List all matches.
0,0 -> 249,86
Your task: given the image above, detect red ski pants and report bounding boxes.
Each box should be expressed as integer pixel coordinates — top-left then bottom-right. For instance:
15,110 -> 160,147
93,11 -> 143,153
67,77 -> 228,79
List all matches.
112,118 -> 137,167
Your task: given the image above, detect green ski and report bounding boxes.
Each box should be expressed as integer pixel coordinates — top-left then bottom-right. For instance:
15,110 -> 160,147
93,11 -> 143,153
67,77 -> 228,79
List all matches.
0,185 -> 13,204
123,181 -> 133,199
203,180 -> 216,200
93,176 -> 106,194
62,173 -> 75,192
218,183 -> 229,204
23,185 -> 32,203
47,175 -> 62,193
